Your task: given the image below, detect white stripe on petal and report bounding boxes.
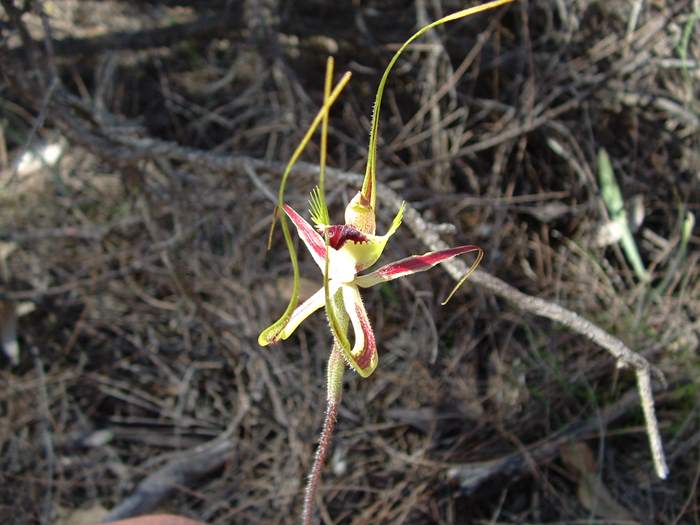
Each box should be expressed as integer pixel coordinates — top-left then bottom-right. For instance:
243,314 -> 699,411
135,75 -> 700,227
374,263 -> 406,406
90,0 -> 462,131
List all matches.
279,286 -> 327,340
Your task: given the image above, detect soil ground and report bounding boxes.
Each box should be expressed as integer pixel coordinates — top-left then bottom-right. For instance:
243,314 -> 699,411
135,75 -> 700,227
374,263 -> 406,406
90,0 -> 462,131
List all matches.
1,1 -> 699,524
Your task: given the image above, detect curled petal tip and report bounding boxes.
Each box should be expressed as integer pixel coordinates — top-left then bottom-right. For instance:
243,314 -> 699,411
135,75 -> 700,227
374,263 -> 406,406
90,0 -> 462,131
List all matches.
341,285 -> 378,378
258,325 -> 282,347
441,247 -> 484,305
258,315 -> 292,347
354,244 -> 483,294
259,286 -> 328,346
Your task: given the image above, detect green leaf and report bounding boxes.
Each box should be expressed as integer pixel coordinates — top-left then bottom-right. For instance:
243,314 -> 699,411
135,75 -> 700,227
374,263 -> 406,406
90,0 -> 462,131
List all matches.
597,148 -> 649,282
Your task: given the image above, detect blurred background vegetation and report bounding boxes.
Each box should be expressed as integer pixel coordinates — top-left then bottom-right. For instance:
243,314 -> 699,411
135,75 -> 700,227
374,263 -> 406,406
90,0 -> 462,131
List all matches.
1,1 -> 698,523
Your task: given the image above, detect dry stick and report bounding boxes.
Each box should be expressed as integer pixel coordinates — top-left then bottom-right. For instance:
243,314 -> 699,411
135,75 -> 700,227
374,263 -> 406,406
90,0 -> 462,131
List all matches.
103,436 -> 235,522
374,183 -> 670,480
446,387 -> 661,492
101,377 -> 250,522
52,126 -> 670,479
6,12 -> 243,59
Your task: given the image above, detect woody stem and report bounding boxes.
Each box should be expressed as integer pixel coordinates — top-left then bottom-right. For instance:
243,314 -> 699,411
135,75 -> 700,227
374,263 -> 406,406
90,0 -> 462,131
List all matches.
301,344 -> 345,525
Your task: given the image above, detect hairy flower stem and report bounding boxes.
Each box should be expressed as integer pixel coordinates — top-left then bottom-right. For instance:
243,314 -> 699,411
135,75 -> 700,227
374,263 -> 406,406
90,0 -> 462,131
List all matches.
302,345 -> 345,525
301,399 -> 338,525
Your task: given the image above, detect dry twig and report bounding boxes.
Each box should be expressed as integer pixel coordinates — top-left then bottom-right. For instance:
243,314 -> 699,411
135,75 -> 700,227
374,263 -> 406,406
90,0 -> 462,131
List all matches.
38,123 -> 669,479
103,431 -> 238,522
375,181 -> 670,480
446,387 -> 663,493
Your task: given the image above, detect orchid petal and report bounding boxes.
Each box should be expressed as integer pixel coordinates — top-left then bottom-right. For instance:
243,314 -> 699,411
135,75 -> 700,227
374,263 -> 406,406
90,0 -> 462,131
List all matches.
283,204 -> 327,269
354,244 -> 484,304
340,285 -> 378,377
278,286 -> 328,340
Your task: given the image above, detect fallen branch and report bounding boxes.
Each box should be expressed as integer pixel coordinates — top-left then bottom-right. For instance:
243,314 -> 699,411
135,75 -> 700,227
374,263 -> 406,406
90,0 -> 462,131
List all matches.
102,433 -> 234,522
101,385 -> 250,523
379,184 -> 669,479
445,387 -> 664,493
45,109 -> 669,479
7,13 -> 243,60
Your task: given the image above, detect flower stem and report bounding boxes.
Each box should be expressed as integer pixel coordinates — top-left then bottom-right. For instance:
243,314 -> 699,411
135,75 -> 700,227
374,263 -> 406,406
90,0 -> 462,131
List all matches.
302,345 -> 345,525
301,399 -> 338,525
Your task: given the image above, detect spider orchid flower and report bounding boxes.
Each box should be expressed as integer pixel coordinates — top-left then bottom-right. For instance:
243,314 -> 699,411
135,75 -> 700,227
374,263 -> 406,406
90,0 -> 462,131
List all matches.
257,1 -> 514,378
256,2 -> 513,522
259,191 -> 483,378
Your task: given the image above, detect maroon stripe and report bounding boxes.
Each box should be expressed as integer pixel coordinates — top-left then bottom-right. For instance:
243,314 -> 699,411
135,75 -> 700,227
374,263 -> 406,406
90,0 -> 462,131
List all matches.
378,246 -> 476,276
354,302 -> 376,370
283,205 -> 327,261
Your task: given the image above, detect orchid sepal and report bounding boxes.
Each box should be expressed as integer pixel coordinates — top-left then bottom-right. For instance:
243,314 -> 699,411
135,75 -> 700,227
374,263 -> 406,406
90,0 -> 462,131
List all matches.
359,0 -> 515,214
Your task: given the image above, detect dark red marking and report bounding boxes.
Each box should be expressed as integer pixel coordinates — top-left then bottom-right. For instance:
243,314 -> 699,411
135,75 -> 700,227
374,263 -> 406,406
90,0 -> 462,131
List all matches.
283,205 -> 327,261
378,246 -> 476,276
354,302 -> 376,370
325,225 -> 370,250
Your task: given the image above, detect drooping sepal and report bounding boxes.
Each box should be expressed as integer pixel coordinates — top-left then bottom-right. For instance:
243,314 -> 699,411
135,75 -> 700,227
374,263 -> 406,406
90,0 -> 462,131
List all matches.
259,72 -> 353,348
259,205 -> 329,346
258,212 -> 301,346
360,0 -> 515,215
